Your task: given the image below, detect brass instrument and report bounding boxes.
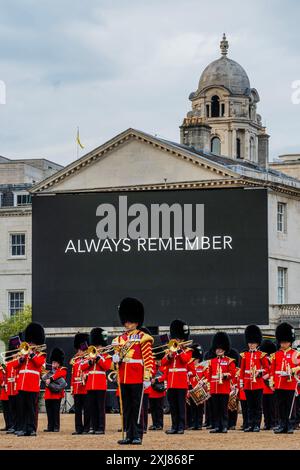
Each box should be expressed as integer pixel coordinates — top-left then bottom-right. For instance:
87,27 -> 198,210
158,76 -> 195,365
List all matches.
153,339 -> 193,356
286,362 -> 292,382
1,342 -> 46,362
251,364 -> 257,383
217,362 -> 223,384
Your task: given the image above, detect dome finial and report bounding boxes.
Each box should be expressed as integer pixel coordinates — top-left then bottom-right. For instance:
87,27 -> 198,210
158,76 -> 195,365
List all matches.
220,33 -> 229,57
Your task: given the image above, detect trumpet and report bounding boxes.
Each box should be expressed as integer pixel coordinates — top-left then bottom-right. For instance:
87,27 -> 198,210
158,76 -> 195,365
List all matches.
153,339 -> 193,356
251,364 -> 257,383
217,363 -> 223,384
1,342 -> 47,361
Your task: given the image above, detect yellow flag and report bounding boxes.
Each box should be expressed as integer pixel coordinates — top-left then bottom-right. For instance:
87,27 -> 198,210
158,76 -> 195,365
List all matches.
76,128 -> 84,149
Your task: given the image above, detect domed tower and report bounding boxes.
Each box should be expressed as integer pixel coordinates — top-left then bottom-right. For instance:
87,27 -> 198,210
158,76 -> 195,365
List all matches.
180,34 -> 269,166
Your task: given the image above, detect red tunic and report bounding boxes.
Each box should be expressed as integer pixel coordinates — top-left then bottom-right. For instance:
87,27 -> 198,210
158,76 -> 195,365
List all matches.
10,352 -> 46,392
71,356 -> 88,395
239,350 -> 269,391
161,348 -> 192,389
81,354 -> 112,391
112,330 -> 154,385
44,367 -> 67,400
270,348 -> 300,391
0,367 -> 8,401
5,361 -> 18,396
207,356 -> 236,395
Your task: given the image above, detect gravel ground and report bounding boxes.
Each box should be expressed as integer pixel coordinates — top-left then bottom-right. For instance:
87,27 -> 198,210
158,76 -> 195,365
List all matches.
0,413 -> 299,450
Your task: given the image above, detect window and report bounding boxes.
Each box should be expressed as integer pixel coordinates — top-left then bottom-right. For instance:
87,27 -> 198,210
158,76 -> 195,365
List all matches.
236,138 -> 241,158
10,233 -> 26,257
0,192 -> 2,207
211,95 -> 220,117
250,137 -> 255,161
221,103 -> 225,117
206,104 -> 210,118
9,291 -> 24,316
277,267 -> 287,304
277,202 -> 287,233
15,193 -> 31,206
211,137 -> 221,155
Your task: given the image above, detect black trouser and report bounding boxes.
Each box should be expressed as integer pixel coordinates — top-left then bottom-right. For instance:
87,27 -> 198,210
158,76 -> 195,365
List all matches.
18,391 -> 38,434
240,400 -> 248,429
245,389 -> 263,428
275,389 -> 295,430
167,388 -> 186,432
8,395 -> 18,430
295,395 -> 300,426
1,400 -> 9,430
211,394 -> 229,430
228,409 -> 238,428
205,397 -> 213,427
187,400 -> 204,429
142,393 -> 149,432
74,394 -> 90,433
263,394 -> 275,429
45,399 -> 61,431
149,397 -> 164,428
87,390 -> 106,432
121,383 -> 144,441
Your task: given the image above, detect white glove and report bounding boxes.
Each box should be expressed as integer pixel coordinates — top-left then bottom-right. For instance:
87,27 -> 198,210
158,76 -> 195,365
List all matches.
112,353 -> 120,363
143,380 -> 151,389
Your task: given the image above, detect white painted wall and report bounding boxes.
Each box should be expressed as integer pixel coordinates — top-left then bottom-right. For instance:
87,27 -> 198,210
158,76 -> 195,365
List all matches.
0,211 -> 32,320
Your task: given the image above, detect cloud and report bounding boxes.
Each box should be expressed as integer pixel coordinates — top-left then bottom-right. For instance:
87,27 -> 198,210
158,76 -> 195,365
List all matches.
0,0 -> 299,164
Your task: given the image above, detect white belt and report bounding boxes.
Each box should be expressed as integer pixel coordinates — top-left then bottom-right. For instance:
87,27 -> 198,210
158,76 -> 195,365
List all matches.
88,371 -> 106,375
245,370 -> 264,374
19,370 -> 40,376
7,378 -> 15,383
212,375 -> 223,379
169,368 -> 187,372
275,371 -> 289,376
123,359 -> 143,364
74,377 -> 84,382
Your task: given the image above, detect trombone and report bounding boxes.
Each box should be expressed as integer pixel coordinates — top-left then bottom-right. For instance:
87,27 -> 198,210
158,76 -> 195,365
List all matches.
0,342 -> 47,362
153,339 -> 193,356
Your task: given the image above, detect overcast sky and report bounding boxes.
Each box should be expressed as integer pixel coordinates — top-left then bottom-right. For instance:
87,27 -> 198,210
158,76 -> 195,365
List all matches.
0,0 -> 299,165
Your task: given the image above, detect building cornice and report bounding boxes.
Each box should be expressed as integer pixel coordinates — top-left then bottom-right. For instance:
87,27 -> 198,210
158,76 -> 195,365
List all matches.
0,206 -> 32,217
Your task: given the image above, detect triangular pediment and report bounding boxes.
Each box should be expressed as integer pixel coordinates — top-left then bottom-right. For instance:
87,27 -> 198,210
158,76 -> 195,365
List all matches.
31,129 -> 240,194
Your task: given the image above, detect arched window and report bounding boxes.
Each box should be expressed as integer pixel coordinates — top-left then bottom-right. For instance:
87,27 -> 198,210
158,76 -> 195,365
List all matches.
250,137 -> 255,161
211,95 -> 220,117
211,136 -> 221,155
236,138 -> 241,159
206,104 -> 210,117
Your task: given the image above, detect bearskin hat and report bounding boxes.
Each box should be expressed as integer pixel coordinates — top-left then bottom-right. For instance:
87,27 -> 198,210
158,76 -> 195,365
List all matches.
260,339 -> 276,355
191,344 -> 203,362
74,332 -> 89,350
228,348 -> 240,365
275,322 -> 295,344
90,327 -> 108,347
8,335 -> 21,352
118,297 -> 144,326
50,347 -> 64,365
170,319 -> 190,341
24,322 -> 45,345
211,332 -> 231,354
245,324 -> 262,345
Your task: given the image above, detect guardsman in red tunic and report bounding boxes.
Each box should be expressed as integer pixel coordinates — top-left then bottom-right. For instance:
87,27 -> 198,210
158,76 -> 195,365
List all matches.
207,332 -> 236,433
0,363 -> 9,431
5,335 -> 21,434
70,333 -> 90,435
259,339 -> 277,430
227,348 -> 240,430
112,297 -> 154,445
240,325 -> 269,432
149,350 -> 166,431
161,319 -> 192,435
186,344 -> 206,431
10,322 -> 46,436
81,328 -> 112,434
43,348 -> 67,432
270,322 -> 300,434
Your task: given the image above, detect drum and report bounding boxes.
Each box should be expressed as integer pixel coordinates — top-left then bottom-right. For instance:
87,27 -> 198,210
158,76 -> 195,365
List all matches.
189,381 -> 210,406
228,391 -> 239,412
